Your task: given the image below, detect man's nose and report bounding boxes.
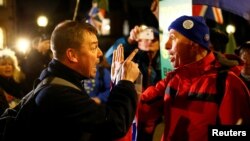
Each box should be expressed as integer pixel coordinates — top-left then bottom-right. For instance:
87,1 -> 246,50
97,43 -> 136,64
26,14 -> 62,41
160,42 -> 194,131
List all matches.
98,47 -> 103,57
165,40 -> 171,50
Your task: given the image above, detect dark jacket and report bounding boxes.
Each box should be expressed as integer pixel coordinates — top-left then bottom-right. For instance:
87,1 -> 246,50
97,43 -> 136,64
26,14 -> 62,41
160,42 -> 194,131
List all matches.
21,48 -> 51,93
239,74 -> 250,90
0,89 -> 8,115
20,59 -> 137,141
0,76 -> 25,115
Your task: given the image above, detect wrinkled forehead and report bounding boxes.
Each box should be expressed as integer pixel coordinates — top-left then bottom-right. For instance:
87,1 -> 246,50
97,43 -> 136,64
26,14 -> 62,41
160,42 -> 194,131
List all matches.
168,29 -> 190,41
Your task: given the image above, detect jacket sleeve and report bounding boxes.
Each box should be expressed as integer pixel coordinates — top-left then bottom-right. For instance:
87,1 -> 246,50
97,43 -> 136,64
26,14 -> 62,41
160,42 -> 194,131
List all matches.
104,80 -> 138,138
137,78 -> 167,134
35,79 -> 137,140
219,72 -> 250,125
0,76 -> 25,99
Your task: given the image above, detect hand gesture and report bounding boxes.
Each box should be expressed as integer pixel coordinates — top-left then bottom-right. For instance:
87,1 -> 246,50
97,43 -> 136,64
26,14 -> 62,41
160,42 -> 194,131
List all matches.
120,48 -> 140,82
128,25 -> 141,43
111,44 -> 124,83
111,44 -> 140,84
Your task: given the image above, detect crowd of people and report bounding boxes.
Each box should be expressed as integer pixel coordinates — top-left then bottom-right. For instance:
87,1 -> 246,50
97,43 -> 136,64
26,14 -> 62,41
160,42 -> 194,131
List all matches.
0,1 -> 250,141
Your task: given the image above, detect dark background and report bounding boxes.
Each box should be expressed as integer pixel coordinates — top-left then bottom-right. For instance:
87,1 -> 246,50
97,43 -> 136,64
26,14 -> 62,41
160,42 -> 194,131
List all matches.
15,0 -> 250,52
15,0 -> 158,52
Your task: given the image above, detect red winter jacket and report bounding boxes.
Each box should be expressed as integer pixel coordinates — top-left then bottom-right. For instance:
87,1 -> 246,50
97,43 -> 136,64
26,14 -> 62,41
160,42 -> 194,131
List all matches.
138,52 -> 250,141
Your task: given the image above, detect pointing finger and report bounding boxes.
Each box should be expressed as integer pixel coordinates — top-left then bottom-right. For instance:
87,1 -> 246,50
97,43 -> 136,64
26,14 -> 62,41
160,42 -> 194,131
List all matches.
125,48 -> 139,62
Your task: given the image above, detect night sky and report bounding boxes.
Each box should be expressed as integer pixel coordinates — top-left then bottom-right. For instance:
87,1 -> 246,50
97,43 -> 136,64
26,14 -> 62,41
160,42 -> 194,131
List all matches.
14,0 -> 158,52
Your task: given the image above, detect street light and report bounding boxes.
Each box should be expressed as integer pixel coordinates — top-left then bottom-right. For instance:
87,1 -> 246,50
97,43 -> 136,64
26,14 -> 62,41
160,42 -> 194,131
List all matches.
226,24 -> 236,34
225,24 -> 237,54
37,15 -> 48,27
36,15 -> 49,40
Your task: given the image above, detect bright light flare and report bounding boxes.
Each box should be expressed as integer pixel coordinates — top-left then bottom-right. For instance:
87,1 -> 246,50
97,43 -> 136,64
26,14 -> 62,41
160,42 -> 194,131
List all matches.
37,15 -> 48,27
101,18 -> 110,35
0,27 -> 3,49
226,24 -> 236,34
16,38 -> 30,54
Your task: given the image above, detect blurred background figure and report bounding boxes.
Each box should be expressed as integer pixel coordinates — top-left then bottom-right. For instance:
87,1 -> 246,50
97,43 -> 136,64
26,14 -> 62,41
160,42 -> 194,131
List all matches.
20,37 -> 52,93
87,0 -> 107,34
105,24 -> 161,141
209,28 -> 243,75
0,48 -> 25,115
105,25 -> 161,92
83,55 -> 111,104
150,0 -> 159,21
235,41 -> 250,90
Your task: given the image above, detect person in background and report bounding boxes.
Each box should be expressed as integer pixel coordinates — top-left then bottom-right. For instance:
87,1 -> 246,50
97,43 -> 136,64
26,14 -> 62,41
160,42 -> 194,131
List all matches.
209,28 -> 243,75
150,0 -> 159,21
137,15 -> 250,141
105,25 -> 161,92
235,41 -> 250,90
105,25 -> 161,141
20,37 -> 52,93
0,48 -> 25,114
83,55 -> 111,104
14,20 -> 140,141
88,0 -> 105,34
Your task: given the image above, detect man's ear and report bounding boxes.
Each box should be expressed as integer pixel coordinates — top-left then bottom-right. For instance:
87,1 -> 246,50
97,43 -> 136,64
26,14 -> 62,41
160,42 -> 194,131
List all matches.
66,48 -> 78,63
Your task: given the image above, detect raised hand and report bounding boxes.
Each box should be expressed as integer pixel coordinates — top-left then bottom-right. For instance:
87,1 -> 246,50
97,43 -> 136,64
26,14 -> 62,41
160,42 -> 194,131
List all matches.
128,25 -> 141,43
111,44 -> 124,83
120,48 -> 140,82
111,44 -> 140,84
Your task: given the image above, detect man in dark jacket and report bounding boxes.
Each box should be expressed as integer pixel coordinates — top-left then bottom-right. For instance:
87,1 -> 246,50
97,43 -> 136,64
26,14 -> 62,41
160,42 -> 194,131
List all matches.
18,20 -> 140,141
235,41 -> 250,90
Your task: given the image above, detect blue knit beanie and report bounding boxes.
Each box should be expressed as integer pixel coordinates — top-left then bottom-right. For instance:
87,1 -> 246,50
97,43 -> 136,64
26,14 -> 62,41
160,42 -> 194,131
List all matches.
168,15 -> 210,50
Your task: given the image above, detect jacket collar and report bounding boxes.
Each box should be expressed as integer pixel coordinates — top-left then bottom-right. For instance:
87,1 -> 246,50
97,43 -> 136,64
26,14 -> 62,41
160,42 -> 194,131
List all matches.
39,59 -> 87,88
170,52 -> 216,78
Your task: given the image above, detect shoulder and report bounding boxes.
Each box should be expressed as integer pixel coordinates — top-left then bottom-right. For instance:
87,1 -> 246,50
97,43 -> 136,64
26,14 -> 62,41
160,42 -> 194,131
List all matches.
226,71 -> 248,90
35,84 -> 86,106
103,67 -> 110,74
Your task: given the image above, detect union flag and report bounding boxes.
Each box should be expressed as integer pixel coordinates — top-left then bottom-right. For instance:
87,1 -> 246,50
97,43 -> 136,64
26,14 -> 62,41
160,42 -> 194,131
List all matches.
193,4 -> 224,24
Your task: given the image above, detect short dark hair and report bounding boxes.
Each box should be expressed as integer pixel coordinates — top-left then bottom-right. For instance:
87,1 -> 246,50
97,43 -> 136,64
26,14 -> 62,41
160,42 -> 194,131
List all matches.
51,20 -> 98,59
235,41 -> 250,55
209,28 -> 229,53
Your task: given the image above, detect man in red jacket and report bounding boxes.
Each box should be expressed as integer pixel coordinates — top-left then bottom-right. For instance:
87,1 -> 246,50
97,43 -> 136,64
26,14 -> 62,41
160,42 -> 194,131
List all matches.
137,15 -> 250,141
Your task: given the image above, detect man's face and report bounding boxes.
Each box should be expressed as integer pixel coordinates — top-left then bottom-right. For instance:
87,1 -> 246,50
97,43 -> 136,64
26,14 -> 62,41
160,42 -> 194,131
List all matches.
76,32 -> 103,78
165,29 -> 194,68
37,40 -> 50,55
138,39 -> 159,52
240,49 -> 250,75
